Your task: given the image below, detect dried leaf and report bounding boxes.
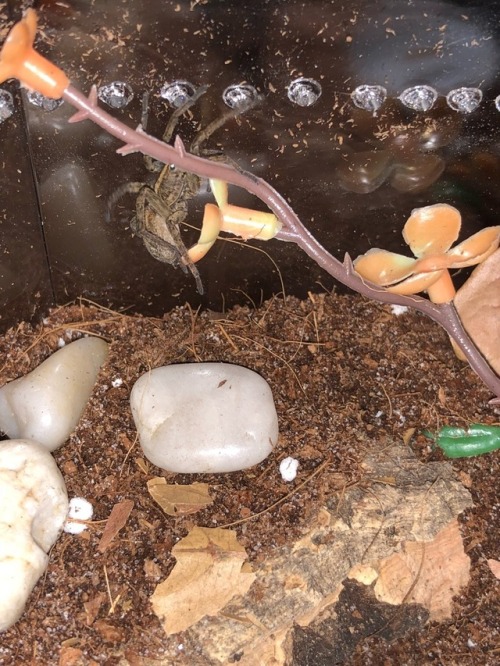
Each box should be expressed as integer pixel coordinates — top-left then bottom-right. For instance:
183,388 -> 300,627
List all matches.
83,591 -> 107,626
93,620 -> 124,643
487,558 -> 500,579
147,478 -> 213,516
58,646 -> 84,666
97,499 -> 134,553
151,526 -> 256,634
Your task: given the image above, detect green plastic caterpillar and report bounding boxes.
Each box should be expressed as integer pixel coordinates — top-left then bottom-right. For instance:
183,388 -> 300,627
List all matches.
425,423 -> 500,458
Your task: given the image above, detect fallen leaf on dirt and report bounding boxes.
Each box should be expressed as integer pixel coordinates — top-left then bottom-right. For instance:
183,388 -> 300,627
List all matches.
151,526 -> 256,634
147,478 -> 213,516
374,519 -> 470,621
97,499 -> 134,553
93,620 -> 125,643
59,646 -> 84,666
83,591 -> 107,625
487,558 -> 500,579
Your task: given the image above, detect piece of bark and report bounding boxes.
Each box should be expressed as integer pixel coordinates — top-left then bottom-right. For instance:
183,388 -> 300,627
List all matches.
174,442 -> 472,665
97,499 -> 134,553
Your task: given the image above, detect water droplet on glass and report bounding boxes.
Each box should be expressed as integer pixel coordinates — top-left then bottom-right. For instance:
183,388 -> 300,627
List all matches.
494,95 -> 500,112
399,85 -> 438,112
27,90 -> 63,112
287,78 -> 322,107
446,87 -> 482,114
0,89 -> 14,122
222,84 -> 259,110
160,81 -> 197,108
97,81 -> 134,109
351,85 -> 387,113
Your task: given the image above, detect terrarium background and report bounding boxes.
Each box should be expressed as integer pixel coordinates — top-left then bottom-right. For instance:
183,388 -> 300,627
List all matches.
0,0 -> 499,330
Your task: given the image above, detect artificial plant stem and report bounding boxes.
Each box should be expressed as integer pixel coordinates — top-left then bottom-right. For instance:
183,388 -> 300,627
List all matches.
62,85 -> 500,402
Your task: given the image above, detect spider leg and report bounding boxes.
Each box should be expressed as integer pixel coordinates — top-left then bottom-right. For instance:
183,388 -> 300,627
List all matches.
143,84 -> 210,173
106,182 -> 144,222
160,84 -> 210,144
190,95 -> 260,155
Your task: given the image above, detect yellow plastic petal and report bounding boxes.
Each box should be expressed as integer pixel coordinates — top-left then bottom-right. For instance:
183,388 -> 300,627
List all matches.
353,249 -> 416,286
403,204 -> 461,258
187,203 -> 222,263
220,204 -> 281,240
209,179 -> 229,209
445,225 -> 500,268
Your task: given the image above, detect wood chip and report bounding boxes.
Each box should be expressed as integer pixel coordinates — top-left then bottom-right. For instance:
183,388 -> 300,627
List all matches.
97,499 -> 134,553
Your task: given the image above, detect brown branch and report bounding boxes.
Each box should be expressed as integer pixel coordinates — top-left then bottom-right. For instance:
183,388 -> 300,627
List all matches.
62,85 -> 500,403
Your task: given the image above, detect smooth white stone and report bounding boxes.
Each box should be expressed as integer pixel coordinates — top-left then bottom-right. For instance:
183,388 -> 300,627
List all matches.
131,363 -> 279,473
0,337 -> 108,451
0,439 -> 68,632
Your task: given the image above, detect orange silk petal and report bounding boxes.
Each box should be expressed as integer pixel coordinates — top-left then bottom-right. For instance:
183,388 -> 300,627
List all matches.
445,226 -> 500,268
354,249 -> 416,286
403,204 -> 461,258
386,270 -> 445,296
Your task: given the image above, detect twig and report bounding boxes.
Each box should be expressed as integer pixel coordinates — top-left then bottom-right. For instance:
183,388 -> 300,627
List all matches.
219,457 -> 331,528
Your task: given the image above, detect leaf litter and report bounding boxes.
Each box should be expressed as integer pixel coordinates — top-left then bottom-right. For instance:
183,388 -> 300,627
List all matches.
0,292 -> 497,664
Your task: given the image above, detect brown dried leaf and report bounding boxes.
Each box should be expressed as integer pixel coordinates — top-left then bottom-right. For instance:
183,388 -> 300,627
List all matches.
58,646 -> 84,666
374,519 -> 470,621
147,478 -> 213,516
93,620 -> 125,643
487,558 -> 500,579
151,526 -> 256,634
97,499 -> 134,553
83,591 -> 107,626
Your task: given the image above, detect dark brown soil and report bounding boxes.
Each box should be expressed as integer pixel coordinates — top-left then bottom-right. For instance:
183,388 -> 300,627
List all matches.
0,291 -> 498,665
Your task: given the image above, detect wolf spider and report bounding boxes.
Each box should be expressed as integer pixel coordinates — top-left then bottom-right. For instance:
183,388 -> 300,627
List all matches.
107,87 -> 254,294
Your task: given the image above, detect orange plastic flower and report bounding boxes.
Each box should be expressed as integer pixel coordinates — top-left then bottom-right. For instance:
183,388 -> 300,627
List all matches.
0,9 -> 68,98
354,204 -> 500,303
187,179 -> 281,263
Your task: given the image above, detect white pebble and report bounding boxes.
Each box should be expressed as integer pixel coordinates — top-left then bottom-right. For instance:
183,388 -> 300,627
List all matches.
0,439 -> 68,632
111,377 -> 123,388
64,497 -> 94,534
0,338 -> 109,451
131,363 -> 279,473
279,457 -> 299,482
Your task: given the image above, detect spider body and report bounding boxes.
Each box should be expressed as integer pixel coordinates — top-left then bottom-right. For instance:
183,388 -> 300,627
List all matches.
107,87 -> 251,294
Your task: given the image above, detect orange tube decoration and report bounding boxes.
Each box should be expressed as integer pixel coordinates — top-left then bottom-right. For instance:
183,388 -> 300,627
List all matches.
0,9 -> 68,99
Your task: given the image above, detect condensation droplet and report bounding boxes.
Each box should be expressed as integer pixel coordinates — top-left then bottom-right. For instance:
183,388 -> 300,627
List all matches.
27,90 -> 63,112
287,77 -> 322,107
160,81 -> 197,108
97,81 -> 134,109
494,95 -> 500,112
446,87 -> 482,114
351,85 -> 387,113
399,85 -> 438,112
222,84 -> 259,110
0,89 -> 14,122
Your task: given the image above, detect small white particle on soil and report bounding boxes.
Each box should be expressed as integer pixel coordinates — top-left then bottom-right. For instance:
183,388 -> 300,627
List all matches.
64,497 -> 94,534
280,456 -> 299,482
391,304 -> 409,316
